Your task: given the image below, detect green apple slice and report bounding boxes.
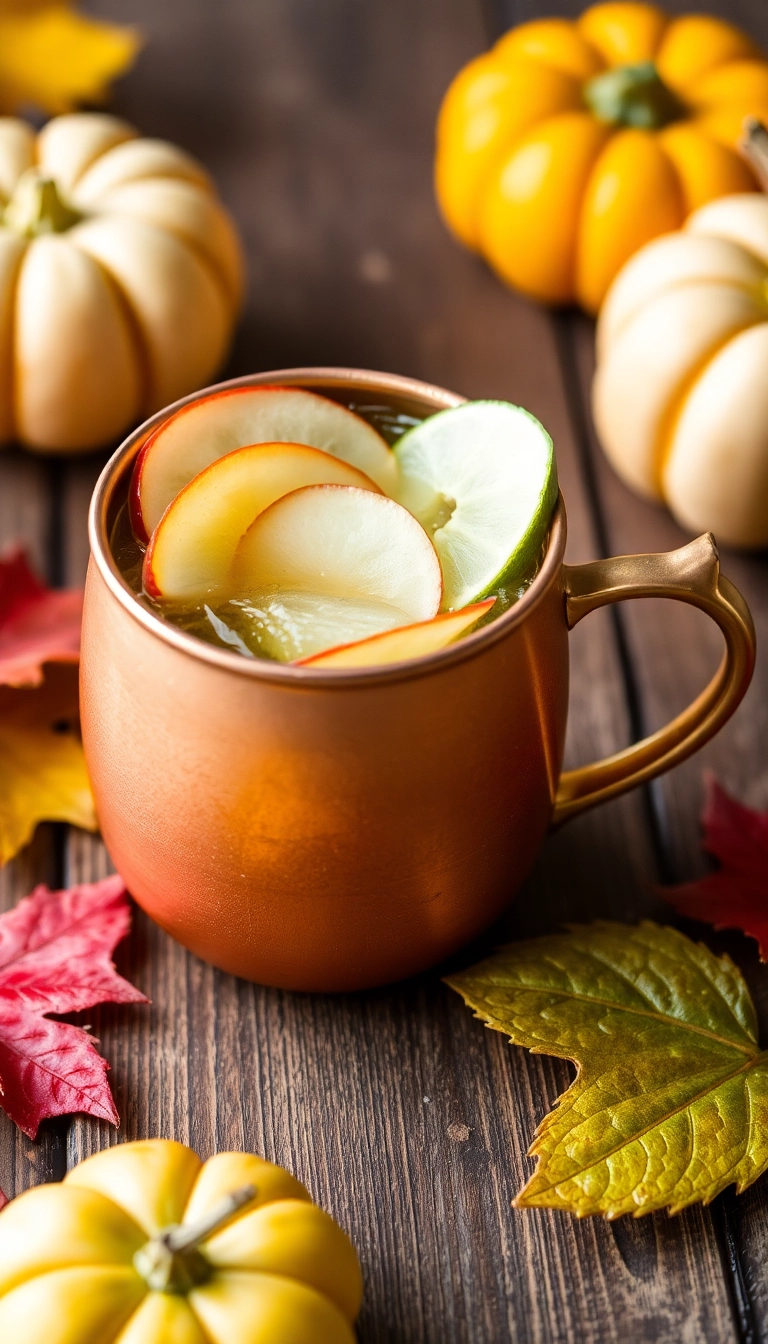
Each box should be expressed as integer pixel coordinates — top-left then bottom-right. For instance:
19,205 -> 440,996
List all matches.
393,401 -> 557,609
211,591 -> 413,663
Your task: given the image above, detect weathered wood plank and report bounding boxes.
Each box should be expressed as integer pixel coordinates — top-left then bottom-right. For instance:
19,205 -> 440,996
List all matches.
0,451 -> 67,1197
555,23 -> 768,1338
490,1 -> 768,1332
572,309 -> 768,1341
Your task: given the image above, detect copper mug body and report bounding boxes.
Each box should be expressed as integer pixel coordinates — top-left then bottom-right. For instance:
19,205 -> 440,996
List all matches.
81,369 -> 756,992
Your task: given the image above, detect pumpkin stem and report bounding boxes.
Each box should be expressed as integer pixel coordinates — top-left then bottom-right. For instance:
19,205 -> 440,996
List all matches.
3,170 -> 83,238
133,1184 -> 257,1293
741,118 -> 768,193
583,61 -> 685,131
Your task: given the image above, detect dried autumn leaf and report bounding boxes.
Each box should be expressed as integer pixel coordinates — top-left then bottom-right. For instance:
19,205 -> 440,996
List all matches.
446,922 -> 768,1219
0,663 -> 95,865
0,1 -> 140,116
0,549 -> 82,688
665,775 -> 768,960
0,872 -> 146,1137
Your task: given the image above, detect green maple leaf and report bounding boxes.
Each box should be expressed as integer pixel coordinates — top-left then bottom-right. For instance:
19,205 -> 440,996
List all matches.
446,922 -> 768,1218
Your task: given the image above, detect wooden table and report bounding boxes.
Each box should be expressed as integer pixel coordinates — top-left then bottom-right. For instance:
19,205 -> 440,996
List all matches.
2,0 -> 767,1339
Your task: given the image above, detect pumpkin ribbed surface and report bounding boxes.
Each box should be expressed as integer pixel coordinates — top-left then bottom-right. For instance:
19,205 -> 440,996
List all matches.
0,1140 -> 363,1344
436,3 -> 768,312
594,191 -> 768,547
0,113 -> 244,452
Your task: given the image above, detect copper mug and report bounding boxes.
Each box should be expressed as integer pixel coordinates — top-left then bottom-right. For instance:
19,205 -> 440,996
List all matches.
82,368 -> 756,992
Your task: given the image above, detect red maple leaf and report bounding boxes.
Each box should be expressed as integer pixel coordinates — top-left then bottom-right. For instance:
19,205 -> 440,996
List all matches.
0,548 -> 83,687
664,773 -> 768,960
0,874 -> 147,1139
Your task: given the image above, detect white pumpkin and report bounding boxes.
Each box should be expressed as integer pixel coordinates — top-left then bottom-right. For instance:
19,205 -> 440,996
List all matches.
593,193 -> 768,548
0,113 -> 245,452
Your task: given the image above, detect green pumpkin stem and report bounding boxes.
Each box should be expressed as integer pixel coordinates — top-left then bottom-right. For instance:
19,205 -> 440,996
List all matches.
741,118 -> 768,193
3,171 -> 83,238
583,61 -> 685,131
133,1184 -> 257,1293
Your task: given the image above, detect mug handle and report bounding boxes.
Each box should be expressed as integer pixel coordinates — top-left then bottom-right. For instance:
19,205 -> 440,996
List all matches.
552,533 -> 756,825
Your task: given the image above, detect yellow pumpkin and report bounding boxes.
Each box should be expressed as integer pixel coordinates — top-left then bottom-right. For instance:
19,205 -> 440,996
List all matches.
0,113 -> 244,452
435,2 -> 768,312
593,181 -> 768,548
0,1140 -> 363,1343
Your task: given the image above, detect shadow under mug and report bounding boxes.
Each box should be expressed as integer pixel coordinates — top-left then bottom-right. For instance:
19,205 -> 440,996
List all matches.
82,368 -> 756,992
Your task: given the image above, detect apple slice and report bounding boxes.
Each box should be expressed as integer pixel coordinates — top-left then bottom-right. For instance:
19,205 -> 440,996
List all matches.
394,401 -> 557,609
143,440 -> 381,600
231,484 -> 442,656
296,599 -> 495,668
131,385 -> 398,540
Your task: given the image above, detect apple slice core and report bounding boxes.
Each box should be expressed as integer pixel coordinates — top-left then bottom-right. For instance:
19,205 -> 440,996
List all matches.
132,385 -> 398,539
143,441 -> 380,600
297,599 -> 495,668
232,484 -> 443,624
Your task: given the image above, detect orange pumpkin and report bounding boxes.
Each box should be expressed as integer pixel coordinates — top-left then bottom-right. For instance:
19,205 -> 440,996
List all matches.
435,3 -> 768,312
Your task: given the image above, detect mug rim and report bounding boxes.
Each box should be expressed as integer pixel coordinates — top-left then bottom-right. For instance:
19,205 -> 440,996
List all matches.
88,366 -> 567,687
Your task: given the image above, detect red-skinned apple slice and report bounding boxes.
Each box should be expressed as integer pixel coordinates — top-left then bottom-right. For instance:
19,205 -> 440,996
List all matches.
232,484 -> 442,632
131,385 -> 398,540
296,599 -> 495,668
143,441 -> 380,600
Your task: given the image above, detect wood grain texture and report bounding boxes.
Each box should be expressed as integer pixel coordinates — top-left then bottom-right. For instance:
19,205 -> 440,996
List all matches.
550,8 -> 768,1332
0,453 -> 68,1199
0,0 -> 764,1338
487,5 -> 768,1334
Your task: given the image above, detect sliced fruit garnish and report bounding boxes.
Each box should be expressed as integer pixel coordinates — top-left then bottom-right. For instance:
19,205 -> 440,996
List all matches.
143,441 -> 380,600
297,598 -> 495,668
208,591 -> 415,663
393,401 -> 556,610
131,385 -> 398,540
231,484 -> 442,657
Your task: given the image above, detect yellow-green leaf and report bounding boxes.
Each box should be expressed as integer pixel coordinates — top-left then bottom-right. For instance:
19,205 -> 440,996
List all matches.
0,3 -> 140,116
446,922 -> 768,1218
0,664 -> 96,864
